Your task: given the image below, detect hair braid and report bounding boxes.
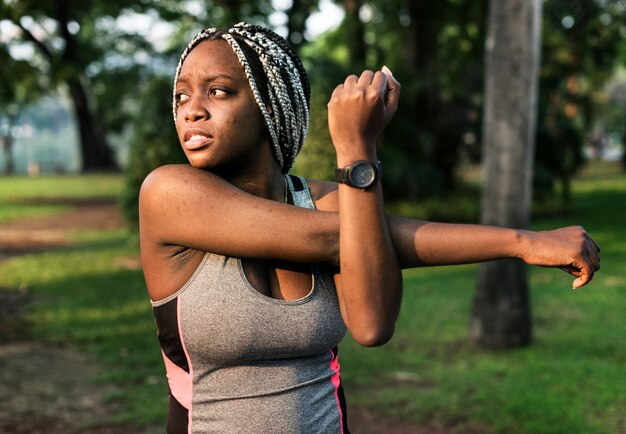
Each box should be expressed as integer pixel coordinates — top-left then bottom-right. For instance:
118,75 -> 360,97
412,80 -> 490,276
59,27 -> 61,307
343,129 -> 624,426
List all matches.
172,23 -> 310,173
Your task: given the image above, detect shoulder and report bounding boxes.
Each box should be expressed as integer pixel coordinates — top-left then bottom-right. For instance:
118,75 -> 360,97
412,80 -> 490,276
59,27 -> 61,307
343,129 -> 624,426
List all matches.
141,164 -> 203,194
305,178 -> 338,212
139,165 -> 190,213
139,164 -> 226,207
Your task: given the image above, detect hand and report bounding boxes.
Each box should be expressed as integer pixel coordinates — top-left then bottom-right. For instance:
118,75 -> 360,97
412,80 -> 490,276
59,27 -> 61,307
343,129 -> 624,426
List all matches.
519,226 -> 601,289
327,67 -> 401,160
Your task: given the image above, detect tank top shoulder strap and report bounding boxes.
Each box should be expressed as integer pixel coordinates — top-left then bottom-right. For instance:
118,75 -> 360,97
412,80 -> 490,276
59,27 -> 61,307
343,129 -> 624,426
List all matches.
285,174 -> 315,210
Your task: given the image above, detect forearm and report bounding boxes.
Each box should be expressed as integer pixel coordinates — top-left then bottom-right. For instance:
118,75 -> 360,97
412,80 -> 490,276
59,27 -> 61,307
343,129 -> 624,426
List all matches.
388,216 -> 526,268
337,159 -> 402,346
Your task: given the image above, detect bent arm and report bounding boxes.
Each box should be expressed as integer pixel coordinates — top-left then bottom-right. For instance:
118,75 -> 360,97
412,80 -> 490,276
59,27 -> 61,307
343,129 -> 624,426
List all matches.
139,164 -> 338,264
328,70 -> 403,347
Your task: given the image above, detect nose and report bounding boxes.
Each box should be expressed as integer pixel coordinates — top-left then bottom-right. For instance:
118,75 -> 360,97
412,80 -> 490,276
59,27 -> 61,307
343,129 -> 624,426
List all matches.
184,95 -> 210,122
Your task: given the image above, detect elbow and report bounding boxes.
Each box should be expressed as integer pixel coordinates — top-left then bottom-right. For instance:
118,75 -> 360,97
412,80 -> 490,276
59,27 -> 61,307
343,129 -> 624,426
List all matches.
351,324 -> 396,347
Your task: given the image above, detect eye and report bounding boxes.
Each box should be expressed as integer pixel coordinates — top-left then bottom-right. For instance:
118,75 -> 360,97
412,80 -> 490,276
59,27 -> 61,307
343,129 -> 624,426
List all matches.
175,92 -> 190,104
209,87 -> 229,97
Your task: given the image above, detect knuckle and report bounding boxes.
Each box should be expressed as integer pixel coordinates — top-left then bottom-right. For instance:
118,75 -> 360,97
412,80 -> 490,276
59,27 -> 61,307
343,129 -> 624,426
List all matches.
366,88 -> 380,99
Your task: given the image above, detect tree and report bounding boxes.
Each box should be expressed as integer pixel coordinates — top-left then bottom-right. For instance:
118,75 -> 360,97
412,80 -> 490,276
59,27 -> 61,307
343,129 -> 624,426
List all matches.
286,0 -> 319,50
0,45 -> 42,174
471,0 -> 542,348
0,0 -> 133,171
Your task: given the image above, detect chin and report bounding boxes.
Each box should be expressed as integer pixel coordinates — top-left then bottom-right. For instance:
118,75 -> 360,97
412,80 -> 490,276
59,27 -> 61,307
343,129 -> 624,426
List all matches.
187,156 -> 214,170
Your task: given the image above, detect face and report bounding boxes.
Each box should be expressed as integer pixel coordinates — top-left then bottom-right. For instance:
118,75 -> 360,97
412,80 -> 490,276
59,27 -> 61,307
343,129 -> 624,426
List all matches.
174,39 -> 271,175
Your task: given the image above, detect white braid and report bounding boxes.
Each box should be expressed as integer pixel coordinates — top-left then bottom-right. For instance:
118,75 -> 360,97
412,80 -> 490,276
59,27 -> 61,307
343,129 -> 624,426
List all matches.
221,33 -> 284,168
172,23 -> 310,173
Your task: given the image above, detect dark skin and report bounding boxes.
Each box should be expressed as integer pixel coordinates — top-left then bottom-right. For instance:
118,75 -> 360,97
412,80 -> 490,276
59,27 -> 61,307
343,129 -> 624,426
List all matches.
139,39 -> 601,347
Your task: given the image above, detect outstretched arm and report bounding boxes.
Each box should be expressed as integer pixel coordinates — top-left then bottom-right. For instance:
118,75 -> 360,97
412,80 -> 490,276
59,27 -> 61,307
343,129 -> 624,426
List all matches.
388,216 -> 601,289
140,166 -> 601,294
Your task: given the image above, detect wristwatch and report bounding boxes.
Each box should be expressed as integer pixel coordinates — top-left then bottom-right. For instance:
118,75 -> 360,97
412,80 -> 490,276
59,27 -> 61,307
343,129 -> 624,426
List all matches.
335,160 -> 382,189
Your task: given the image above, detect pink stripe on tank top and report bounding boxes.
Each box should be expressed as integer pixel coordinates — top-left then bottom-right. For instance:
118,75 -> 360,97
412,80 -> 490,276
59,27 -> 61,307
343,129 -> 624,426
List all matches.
161,351 -> 192,410
329,350 -> 344,434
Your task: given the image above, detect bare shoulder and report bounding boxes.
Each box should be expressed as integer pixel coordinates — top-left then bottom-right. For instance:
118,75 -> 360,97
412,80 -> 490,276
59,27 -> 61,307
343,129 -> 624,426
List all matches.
139,164 -> 234,217
140,164 -> 186,205
140,164 -> 210,200
306,178 -> 339,212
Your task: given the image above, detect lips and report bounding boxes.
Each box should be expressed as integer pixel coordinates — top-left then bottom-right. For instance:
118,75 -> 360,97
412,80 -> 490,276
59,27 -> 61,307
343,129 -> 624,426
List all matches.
183,129 -> 213,151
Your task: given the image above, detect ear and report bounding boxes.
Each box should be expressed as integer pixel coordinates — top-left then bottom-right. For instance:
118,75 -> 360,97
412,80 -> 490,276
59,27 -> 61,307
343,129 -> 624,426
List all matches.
267,103 -> 273,115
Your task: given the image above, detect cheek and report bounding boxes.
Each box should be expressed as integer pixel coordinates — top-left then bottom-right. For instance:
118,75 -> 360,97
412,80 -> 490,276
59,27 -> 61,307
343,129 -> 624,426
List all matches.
175,117 -> 185,143
241,106 -> 267,136
222,106 -> 265,140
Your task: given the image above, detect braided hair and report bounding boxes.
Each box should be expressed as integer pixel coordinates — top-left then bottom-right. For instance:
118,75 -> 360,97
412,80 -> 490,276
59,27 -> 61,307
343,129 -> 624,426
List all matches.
172,23 -> 311,173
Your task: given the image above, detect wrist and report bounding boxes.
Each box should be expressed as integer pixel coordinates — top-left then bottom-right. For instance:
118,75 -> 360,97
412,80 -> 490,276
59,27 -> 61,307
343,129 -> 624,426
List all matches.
334,142 -> 377,166
513,228 -> 532,261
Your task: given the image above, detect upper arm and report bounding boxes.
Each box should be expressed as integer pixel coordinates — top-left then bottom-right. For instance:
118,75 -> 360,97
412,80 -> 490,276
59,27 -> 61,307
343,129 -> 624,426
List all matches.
139,165 -> 338,263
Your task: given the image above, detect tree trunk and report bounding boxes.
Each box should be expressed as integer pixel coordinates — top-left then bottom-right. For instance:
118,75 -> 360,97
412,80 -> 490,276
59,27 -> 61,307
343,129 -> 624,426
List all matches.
471,0 -> 542,349
66,77 -> 117,172
404,1 -> 439,201
2,134 -> 14,175
286,0 -> 316,51
2,113 -> 16,175
51,0 -> 116,172
342,0 -> 366,68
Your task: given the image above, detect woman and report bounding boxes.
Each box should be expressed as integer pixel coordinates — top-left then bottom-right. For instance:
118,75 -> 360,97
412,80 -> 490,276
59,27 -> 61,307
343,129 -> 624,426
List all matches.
139,23 -> 600,433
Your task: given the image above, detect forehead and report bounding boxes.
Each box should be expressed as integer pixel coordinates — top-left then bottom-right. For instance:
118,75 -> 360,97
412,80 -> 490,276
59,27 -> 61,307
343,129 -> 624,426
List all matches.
178,39 -> 246,82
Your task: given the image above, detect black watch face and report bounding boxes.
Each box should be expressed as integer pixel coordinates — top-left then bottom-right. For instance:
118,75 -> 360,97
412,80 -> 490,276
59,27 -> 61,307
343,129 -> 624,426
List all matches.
350,163 -> 376,187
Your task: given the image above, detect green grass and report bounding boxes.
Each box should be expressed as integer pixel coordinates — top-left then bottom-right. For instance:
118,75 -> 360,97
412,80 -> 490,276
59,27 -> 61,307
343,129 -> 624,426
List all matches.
0,163 -> 624,433
341,161 -> 626,434
0,174 -> 123,223
0,230 -> 167,426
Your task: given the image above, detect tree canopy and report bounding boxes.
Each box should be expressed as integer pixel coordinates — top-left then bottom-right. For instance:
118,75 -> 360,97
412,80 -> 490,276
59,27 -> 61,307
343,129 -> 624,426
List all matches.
1,0 -> 624,194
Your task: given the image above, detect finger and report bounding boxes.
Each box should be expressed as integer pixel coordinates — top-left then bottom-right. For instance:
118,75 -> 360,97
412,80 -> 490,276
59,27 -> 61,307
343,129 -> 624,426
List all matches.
328,84 -> 344,106
572,255 -> 594,289
344,74 -> 358,89
371,70 -> 388,96
588,249 -> 601,271
357,69 -> 375,87
583,238 -> 601,270
331,83 -> 343,97
588,236 -> 601,253
559,265 -> 581,276
381,65 -> 401,111
573,273 -> 593,289
578,227 -> 600,253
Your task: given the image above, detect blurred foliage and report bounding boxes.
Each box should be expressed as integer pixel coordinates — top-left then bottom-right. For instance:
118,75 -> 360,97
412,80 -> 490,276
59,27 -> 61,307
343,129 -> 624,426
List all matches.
120,75 -> 186,228
2,0 -> 626,213
535,0 -> 626,203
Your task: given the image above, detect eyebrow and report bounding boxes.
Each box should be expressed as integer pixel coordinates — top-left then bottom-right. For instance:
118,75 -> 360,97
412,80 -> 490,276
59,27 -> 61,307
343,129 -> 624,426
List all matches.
176,73 -> 236,86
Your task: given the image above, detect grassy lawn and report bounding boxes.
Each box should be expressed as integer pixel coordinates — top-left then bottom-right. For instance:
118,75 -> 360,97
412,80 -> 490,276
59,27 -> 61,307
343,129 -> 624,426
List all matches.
0,174 -> 123,223
342,161 -> 626,433
0,163 -> 623,433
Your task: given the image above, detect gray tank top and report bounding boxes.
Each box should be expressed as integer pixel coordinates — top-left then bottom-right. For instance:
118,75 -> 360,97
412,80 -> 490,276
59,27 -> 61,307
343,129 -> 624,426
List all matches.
151,175 -> 349,433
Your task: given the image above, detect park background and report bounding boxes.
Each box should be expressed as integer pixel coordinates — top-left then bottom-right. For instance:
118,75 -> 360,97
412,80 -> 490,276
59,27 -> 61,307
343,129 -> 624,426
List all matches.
0,0 -> 625,433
